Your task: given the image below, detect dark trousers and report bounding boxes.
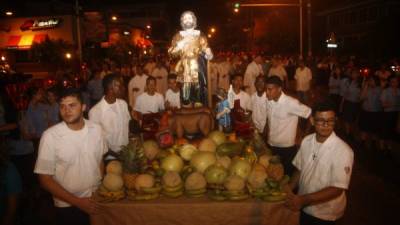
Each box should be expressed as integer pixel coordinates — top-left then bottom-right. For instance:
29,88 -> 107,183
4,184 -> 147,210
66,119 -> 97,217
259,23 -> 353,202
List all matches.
300,211 -> 336,225
269,145 -> 297,176
55,207 -> 89,225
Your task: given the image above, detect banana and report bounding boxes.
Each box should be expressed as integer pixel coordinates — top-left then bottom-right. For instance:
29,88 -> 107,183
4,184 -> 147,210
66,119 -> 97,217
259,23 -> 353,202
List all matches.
134,192 -> 160,201
162,190 -> 183,198
141,185 -> 162,194
163,183 -> 184,192
185,188 -> 207,195
228,194 -> 249,201
208,194 -> 227,201
223,190 -> 246,197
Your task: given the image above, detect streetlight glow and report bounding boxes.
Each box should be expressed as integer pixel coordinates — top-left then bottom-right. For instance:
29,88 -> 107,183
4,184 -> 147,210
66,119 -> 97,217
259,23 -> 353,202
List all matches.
5,11 -> 13,16
146,25 -> 151,29
65,53 -> 72,59
234,8 -> 239,13
1,56 -> 6,61
207,34 -> 212,38
210,27 -> 216,33
111,16 -> 118,21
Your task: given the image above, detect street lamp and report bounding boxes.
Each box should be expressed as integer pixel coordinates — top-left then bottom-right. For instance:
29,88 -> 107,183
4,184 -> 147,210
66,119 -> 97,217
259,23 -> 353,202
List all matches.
111,16 -> 118,21
5,11 -> 13,16
1,56 -> 6,61
65,53 -> 72,59
146,25 -> 151,29
210,27 -> 216,33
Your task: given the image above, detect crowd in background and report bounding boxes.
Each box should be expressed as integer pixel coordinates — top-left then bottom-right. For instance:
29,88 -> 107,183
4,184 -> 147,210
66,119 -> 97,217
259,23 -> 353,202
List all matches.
1,52 -> 400,225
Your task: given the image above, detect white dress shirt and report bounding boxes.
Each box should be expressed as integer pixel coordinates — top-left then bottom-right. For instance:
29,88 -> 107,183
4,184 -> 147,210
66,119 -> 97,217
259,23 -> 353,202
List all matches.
231,90 -> 252,111
267,92 -> 311,147
294,66 -> 312,92
268,65 -> 288,82
244,61 -> 264,94
251,92 -> 268,132
34,120 -> 107,207
134,92 -> 165,114
293,132 -> 354,221
128,74 -> 148,109
89,97 -> 130,152
165,89 -> 181,109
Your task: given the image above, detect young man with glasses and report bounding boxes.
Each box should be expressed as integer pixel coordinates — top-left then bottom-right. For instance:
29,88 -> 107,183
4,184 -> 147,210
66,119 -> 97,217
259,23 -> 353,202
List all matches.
285,100 -> 354,225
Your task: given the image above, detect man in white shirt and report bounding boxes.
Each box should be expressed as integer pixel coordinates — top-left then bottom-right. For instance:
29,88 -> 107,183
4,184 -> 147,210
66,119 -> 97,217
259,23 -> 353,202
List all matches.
244,55 -> 264,94
265,76 -> 311,175
151,61 -> 169,95
89,74 -> 131,153
230,74 -> 252,111
134,76 -> 165,117
35,88 -> 107,225
218,56 -> 233,91
285,100 -> 354,225
268,58 -> 288,88
165,74 -> 181,110
251,76 -> 267,133
294,60 -> 313,104
128,65 -> 148,110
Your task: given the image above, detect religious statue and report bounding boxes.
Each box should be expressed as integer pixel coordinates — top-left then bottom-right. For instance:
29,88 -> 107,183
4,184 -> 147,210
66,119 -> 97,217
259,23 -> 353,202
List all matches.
168,11 -> 213,107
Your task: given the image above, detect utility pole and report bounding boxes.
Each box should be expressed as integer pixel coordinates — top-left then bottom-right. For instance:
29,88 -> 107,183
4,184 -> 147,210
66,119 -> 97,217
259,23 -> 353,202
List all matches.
75,0 -> 83,65
307,0 -> 312,56
299,0 -> 303,57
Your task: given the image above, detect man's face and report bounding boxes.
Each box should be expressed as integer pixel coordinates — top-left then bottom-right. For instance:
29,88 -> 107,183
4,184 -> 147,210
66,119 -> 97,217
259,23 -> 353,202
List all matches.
181,13 -> 196,30
47,92 -> 57,104
147,80 -> 157,94
59,96 -> 85,125
168,79 -> 177,90
34,88 -> 45,102
255,78 -> 265,94
232,76 -> 243,89
111,79 -> 124,98
265,84 -> 281,101
311,111 -> 336,138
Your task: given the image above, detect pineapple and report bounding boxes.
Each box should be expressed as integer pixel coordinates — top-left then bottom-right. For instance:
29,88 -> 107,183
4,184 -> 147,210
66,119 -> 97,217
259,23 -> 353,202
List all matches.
119,137 -> 148,190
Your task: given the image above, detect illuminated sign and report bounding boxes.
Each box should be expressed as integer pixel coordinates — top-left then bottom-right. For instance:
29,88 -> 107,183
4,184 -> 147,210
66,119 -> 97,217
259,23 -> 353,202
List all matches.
20,18 -> 61,31
327,43 -> 337,48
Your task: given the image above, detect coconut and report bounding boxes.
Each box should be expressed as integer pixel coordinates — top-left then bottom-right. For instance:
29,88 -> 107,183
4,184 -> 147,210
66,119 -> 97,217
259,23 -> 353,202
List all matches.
224,175 -> 245,191
216,156 -> 231,169
190,151 -> 217,174
184,172 -> 207,190
248,167 -> 268,189
208,130 -> 227,146
134,174 -> 155,191
162,171 -> 182,187
161,154 -> 184,173
106,160 -> 123,175
198,138 -> 217,152
258,154 -> 272,169
204,164 -> 228,185
229,158 -> 252,180
143,140 -> 160,161
179,144 -> 198,161
103,173 -> 124,192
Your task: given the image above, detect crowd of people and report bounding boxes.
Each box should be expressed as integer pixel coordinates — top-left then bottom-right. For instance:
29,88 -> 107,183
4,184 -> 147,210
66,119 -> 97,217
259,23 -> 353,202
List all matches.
0,52 -> 399,225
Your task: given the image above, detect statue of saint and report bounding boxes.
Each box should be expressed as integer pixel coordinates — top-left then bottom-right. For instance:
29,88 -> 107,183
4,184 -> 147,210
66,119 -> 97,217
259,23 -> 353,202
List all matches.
168,11 -> 213,107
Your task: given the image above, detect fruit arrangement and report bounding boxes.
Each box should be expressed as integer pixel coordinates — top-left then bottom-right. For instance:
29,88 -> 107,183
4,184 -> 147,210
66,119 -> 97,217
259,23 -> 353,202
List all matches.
97,130 -> 289,203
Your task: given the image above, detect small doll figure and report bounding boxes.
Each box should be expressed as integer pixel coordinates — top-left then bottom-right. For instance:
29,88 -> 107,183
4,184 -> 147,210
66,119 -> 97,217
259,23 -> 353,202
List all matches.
215,88 -> 231,132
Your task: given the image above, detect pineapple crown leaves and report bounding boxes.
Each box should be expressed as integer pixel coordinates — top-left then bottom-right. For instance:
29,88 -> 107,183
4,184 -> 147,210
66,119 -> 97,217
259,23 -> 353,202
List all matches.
119,139 -> 147,173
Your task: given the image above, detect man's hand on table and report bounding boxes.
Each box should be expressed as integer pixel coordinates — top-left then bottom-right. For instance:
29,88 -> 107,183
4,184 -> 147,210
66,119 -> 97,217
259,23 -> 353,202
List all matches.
76,197 -> 105,215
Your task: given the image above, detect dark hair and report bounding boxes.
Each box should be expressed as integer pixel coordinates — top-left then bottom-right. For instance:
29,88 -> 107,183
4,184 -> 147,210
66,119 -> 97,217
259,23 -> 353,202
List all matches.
58,88 -> 83,103
146,76 -> 156,84
46,86 -> 59,96
265,75 -> 283,87
102,73 -> 119,94
231,73 -> 243,80
167,74 -> 177,80
27,87 -> 42,100
312,99 -> 336,116
254,75 -> 265,85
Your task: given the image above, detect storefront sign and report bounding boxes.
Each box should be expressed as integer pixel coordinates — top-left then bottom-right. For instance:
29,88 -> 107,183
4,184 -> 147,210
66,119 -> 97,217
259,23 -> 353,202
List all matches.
20,18 -> 61,31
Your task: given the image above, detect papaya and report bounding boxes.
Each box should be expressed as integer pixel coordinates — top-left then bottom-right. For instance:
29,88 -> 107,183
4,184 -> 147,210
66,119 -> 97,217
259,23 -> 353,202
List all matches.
216,142 -> 244,158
